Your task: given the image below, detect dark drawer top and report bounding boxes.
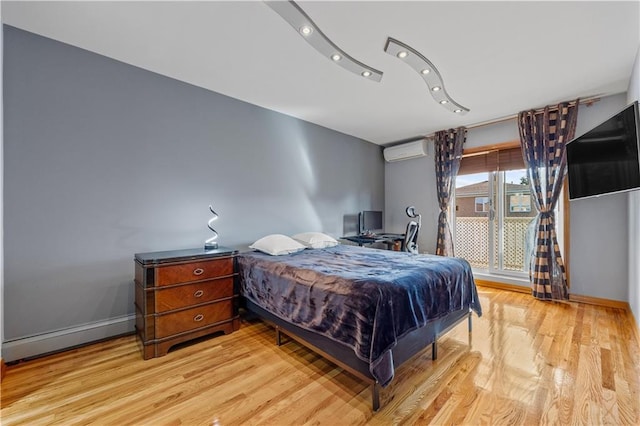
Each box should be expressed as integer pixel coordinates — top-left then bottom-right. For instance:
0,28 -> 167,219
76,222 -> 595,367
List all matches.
135,246 -> 237,265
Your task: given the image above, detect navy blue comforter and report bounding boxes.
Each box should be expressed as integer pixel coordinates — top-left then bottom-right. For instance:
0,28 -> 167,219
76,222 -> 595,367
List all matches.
237,244 -> 481,386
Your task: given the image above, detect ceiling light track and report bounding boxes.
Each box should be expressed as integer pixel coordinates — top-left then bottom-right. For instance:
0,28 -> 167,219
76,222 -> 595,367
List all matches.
384,37 -> 469,114
265,0 -> 383,82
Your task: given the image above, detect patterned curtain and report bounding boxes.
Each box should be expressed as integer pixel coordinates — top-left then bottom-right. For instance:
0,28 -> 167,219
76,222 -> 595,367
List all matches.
434,127 -> 466,256
518,100 -> 578,301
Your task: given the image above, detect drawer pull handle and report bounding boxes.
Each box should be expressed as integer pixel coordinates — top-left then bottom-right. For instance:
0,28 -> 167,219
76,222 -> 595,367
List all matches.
194,314 -> 204,322
194,290 -> 204,298
193,268 -> 204,276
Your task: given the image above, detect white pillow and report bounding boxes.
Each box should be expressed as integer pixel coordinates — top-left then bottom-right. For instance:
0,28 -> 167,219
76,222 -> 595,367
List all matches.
291,232 -> 339,249
249,234 -> 307,256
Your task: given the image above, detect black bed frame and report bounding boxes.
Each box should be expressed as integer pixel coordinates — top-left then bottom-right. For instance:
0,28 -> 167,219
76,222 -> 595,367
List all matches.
245,299 -> 472,411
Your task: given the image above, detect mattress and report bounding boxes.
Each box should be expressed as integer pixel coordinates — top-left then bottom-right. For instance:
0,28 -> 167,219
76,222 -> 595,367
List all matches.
237,244 -> 481,386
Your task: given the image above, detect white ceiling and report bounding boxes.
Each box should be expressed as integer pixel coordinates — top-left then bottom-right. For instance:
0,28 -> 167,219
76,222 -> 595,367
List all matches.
3,1 -> 639,145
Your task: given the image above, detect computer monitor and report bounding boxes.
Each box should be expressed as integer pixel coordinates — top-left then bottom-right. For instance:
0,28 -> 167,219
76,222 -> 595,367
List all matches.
361,210 -> 383,234
342,214 -> 360,236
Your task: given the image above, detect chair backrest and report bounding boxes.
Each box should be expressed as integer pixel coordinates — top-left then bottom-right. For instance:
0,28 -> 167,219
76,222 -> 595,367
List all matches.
404,220 -> 419,253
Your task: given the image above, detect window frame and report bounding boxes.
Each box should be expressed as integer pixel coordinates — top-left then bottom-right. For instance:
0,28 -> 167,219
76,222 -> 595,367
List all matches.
454,140 -> 571,286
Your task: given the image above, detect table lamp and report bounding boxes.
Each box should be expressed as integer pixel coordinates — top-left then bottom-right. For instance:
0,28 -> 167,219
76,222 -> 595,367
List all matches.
204,205 -> 219,250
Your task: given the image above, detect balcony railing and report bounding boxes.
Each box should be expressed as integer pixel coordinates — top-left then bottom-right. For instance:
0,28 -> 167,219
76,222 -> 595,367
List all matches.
455,217 -> 533,271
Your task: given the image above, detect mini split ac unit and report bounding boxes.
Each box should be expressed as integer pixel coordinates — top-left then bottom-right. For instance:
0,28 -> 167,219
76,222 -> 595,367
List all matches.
383,139 -> 428,162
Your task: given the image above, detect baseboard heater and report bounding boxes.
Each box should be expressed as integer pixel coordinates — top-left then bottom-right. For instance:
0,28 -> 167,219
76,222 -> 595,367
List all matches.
3,314 -> 135,362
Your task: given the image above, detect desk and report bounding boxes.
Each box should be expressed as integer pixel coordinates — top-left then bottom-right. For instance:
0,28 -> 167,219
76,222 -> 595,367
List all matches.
341,234 -> 405,250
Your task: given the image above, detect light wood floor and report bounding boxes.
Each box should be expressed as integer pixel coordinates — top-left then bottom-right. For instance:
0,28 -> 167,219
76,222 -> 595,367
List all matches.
2,287 -> 639,425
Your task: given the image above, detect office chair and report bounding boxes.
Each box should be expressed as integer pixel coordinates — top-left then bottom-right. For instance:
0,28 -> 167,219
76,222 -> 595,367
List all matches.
403,206 -> 421,254
403,221 -> 419,253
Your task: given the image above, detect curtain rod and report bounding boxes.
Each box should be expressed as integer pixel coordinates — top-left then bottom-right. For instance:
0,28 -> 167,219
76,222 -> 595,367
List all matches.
422,95 -> 601,140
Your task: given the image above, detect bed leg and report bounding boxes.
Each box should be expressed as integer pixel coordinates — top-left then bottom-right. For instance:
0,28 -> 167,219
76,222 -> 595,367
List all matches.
432,340 -> 438,360
468,313 -> 473,347
276,327 -> 282,346
372,383 -> 380,412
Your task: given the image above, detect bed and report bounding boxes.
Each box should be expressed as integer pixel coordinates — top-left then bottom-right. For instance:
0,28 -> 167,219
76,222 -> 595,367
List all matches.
237,243 -> 482,410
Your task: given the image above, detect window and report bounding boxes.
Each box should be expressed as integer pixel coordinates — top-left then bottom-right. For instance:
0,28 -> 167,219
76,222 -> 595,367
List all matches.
475,197 -> 490,212
452,141 -> 566,280
509,193 -> 531,212
455,169 -> 536,275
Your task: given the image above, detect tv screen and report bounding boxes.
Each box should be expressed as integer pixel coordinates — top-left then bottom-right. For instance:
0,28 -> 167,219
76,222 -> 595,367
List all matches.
566,101 -> 640,200
361,210 -> 383,233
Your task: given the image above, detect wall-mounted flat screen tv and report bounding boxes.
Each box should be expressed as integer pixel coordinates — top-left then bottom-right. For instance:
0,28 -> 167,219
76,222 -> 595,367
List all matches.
566,101 -> 640,200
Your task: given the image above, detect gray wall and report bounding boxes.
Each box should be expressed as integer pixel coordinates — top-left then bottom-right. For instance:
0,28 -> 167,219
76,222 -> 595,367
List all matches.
3,26 -> 384,347
627,45 -> 640,329
569,93 -> 629,301
384,145 -> 438,254
385,93 -> 632,302
0,3 -> 4,361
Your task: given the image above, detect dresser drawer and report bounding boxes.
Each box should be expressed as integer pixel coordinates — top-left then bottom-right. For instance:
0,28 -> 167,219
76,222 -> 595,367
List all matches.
156,257 -> 233,286
155,300 -> 234,339
155,278 -> 234,312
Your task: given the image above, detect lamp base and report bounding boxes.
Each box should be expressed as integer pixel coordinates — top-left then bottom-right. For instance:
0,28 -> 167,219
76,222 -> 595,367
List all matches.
204,242 -> 219,250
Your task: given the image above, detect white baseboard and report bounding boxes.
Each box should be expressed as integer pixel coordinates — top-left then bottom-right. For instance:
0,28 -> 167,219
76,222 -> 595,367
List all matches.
2,314 -> 135,362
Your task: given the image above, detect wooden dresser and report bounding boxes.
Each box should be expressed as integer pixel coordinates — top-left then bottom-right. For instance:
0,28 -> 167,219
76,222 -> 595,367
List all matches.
134,247 -> 239,360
